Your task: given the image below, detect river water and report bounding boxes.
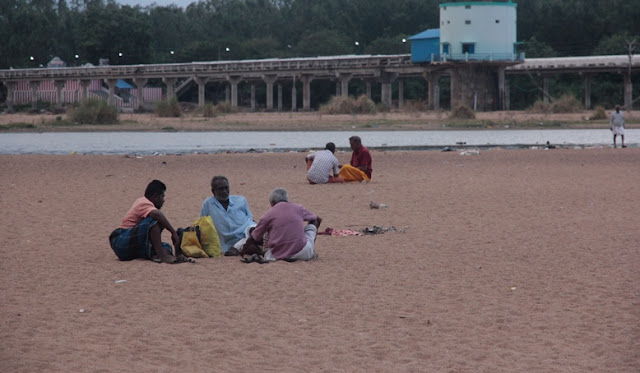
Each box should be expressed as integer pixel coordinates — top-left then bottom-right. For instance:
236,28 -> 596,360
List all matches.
0,129 -> 637,155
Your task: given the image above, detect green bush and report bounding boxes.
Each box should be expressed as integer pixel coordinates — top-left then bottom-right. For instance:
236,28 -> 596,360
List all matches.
67,98 -> 118,124
155,98 -> 182,117
449,104 -> 476,119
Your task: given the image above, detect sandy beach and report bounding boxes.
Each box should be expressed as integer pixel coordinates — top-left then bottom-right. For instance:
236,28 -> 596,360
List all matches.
1,146 -> 638,372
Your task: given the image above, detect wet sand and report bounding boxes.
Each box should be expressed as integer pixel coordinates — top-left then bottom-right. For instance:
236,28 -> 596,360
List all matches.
1,148 -> 639,372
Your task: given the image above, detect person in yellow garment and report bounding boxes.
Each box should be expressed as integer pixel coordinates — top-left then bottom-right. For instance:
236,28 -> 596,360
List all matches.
338,136 -> 372,182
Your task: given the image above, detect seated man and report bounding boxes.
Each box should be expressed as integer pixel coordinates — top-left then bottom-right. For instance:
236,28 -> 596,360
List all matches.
305,142 -> 344,184
241,187 -> 321,262
109,179 -> 192,264
200,175 -> 256,256
338,135 -> 372,182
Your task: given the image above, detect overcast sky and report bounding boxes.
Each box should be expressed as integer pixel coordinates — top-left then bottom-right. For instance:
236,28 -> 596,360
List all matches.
116,0 -> 196,8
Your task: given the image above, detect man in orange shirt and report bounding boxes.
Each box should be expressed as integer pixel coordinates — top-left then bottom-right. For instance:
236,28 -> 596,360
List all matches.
109,179 -> 193,264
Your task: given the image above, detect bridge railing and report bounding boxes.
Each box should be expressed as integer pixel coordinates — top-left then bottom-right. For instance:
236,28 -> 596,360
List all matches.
0,54 -> 415,80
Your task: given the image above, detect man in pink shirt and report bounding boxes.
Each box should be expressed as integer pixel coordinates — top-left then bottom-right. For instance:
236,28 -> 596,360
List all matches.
241,187 -> 322,262
109,179 -> 193,264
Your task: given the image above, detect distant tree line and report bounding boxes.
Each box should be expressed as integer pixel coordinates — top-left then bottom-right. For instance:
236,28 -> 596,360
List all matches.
1,0 -> 639,109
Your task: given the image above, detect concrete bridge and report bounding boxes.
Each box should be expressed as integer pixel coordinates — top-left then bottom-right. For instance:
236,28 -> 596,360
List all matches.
1,54 -> 638,112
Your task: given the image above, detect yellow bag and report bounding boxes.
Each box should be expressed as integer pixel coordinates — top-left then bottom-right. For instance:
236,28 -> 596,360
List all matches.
193,215 -> 222,257
180,226 -> 208,258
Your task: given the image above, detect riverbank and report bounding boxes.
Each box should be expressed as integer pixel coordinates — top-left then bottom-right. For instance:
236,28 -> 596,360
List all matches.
1,149 -> 638,372
1,109 -> 637,132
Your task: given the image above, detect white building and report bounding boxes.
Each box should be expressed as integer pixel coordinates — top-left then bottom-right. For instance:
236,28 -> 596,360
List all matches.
439,1 -> 517,61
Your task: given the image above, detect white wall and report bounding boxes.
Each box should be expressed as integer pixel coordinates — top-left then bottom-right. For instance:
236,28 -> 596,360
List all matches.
439,3 -> 517,56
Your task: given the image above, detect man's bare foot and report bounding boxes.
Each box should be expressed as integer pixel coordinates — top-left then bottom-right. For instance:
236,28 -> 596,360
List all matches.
154,254 -> 177,264
176,254 -> 196,263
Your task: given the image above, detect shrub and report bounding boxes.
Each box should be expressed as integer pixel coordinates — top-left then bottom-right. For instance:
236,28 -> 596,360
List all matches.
550,94 -> 582,113
590,105 -> 607,120
449,104 -> 475,119
527,99 -> 551,113
67,98 -> 118,124
155,98 -> 182,117
320,95 -> 377,114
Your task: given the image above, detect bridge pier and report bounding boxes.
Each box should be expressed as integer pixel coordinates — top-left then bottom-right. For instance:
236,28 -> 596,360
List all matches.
366,81 -> 372,99
263,74 -> 278,111
250,84 -> 256,111
583,74 -> 591,110
337,73 -> 353,97
163,77 -> 177,101
300,74 -> 314,111
29,81 -> 40,110
291,75 -> 297,111
193,77 -> 209,107
4,81 -> 15,112
398,80 -> 404,108
497,67 -> 506,111
424,71 -> 441,110
104,79 -> 118,107
277,83 -> 283,111
624,72 -> 632,110
79,80 -> 91,101
54,80 -> 65,109
227,75 -> 242,108
543,76 -> 550,103
379,72 -> 398,107
134,78 -> 147,110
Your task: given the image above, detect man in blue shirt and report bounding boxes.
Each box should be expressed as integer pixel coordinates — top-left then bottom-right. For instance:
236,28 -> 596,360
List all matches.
200,175 -> 256,256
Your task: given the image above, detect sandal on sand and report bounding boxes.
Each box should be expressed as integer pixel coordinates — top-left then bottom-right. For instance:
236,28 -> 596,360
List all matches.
241,254 -> 269,264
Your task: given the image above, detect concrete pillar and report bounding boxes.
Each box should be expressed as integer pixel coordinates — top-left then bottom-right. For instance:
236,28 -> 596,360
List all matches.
54,80 -> 65,109
277,83 -> 283,111
226,75 -> 242,108
505,78 -> 511,111
338,73 -> 353,98
543,76 -> 550,103
584,74 -> 591,110
291,75 -> 297,112
193,76 -> 208,107
379,72 -> 398,107
424,72 -> 440,110
104,79 -> 118,107
133,78 -> 147,110
624,72 -> 632,110
79,80 -> 92,101
398,80 -> 404,109
335,81 -> 341,97
4,81 -> 16,112
300,74 -> 314,111
497,67 -> 506,111
366,81 -> 372,99
29,81 -> 40,110
163,77 -> 177,100
263,74 -> 278,111
250,84 -> 256,111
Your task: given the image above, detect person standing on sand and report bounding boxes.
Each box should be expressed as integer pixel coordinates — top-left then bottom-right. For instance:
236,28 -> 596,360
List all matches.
610,105 -> 626,148
109,179 -> 193,264
338,136 -> 373,182
241,187 -> 321,262
305,142 -> 344,184
200,175 -> 256,256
